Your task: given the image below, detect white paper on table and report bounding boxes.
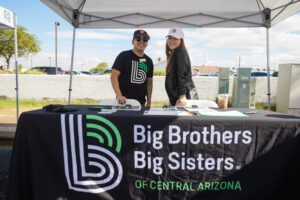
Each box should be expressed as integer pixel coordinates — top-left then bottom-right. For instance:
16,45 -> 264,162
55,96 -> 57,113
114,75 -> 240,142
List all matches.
97,109 -> 116,114
144,108 -> 192,116
184,108 -> 217,113
198,110 -> 248,117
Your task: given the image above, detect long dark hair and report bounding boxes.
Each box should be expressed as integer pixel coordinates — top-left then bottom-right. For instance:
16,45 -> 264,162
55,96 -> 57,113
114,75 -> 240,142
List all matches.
165,39 -> 186,74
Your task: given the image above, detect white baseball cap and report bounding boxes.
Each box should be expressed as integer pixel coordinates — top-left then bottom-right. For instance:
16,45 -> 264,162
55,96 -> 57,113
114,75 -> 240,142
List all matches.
167,27 -> 184,39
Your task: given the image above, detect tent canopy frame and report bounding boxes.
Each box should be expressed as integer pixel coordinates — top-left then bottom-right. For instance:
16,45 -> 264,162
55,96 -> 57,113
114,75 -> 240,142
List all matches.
43,0 -> 300,28
0,6 -> 19,120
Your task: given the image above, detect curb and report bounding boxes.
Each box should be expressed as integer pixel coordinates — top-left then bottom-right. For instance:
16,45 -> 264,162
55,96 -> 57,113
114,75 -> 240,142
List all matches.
0,123 -> 16,140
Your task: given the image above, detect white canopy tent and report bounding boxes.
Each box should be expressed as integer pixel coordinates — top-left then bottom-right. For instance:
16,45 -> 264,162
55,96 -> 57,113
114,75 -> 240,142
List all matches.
41,0 -> 300,108
0,6 -> 19,120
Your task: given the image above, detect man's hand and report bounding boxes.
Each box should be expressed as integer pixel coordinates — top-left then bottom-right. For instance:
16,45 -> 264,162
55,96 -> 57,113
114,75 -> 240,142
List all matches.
117,96 -> 127,105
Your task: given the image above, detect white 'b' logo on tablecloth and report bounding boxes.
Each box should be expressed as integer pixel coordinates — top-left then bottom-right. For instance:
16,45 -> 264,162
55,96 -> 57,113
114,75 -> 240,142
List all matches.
60,114 -> 123,193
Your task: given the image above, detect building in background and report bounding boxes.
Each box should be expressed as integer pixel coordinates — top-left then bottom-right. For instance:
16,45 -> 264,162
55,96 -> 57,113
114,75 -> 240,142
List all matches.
192,66 -> 219,76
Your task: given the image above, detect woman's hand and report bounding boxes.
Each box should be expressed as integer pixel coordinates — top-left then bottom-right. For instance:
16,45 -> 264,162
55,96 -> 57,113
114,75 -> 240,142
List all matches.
175,95 -> 187,107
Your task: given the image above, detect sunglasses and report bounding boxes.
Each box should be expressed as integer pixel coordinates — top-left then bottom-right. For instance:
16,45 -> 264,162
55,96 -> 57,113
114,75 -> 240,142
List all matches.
135,37 -> 149,42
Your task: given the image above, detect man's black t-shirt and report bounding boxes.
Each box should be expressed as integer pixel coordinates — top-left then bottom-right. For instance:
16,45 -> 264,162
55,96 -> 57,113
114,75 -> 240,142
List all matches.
112,50 -> 154,105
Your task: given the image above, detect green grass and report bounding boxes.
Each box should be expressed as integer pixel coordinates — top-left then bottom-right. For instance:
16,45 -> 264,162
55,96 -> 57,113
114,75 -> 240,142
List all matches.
255,103 -> 276,111
0,98 -> 168,109
153,70 -> 166,76
0,99 -> 16,108
0,70 -> 46,75
151,101 -> 168,107
0,70 -> 13,74
0,97 -> 276,110
0,98 -> 275,110
0,98 -> 98,109
21,70 -> 45,75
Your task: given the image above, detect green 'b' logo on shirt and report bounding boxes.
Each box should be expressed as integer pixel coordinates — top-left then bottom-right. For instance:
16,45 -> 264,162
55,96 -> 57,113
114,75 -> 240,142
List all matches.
138,62 -> 148,73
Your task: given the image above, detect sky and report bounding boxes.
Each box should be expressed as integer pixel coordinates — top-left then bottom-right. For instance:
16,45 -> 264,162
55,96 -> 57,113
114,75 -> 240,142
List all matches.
1,0 -> 300,72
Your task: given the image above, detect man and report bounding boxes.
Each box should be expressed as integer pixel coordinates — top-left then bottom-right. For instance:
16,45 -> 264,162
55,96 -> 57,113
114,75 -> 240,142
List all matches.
111,29 -> 154,107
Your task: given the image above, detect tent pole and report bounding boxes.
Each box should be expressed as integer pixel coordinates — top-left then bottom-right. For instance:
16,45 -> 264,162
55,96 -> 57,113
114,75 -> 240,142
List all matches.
266,28 -> 271,110
68,27 -> 76,104
14,14 -> 19,121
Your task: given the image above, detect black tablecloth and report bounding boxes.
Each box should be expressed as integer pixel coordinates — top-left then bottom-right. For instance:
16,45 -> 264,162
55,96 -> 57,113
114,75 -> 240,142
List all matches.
7,106 -> 300,200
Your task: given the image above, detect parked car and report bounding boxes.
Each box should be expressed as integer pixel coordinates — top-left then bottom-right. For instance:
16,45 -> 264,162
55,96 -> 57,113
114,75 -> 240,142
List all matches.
65,70 -> 84,75
30,66 -> 65,75
94,69 -> 112,75
251,71 -> 268,77
80,71 -> 92,75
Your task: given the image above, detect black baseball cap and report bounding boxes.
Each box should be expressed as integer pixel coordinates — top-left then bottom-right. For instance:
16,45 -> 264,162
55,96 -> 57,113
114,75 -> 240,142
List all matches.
133,29 -> 150,40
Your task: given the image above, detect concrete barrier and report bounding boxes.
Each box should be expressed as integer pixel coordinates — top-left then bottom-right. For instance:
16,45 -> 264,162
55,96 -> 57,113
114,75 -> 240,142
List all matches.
0,123 -> 16,140
0,74 -> 277,104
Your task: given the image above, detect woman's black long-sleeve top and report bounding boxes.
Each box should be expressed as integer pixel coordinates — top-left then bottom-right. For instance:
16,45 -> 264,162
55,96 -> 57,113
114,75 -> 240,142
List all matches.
165,46 -> 198,106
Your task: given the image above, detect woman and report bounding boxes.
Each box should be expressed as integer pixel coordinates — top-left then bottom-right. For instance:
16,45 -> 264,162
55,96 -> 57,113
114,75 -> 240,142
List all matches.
165,27 -> 199,107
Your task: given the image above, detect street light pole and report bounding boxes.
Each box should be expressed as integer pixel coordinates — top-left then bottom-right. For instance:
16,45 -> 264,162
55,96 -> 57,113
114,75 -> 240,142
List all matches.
55,21 -> 60,74
48,56 -> 51,67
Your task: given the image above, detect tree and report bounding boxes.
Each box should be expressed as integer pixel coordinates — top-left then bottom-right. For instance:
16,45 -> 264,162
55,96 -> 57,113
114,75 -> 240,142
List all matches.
89,62 -> 109,73
272,71 -> 278,77
157,57 -> 161,63
0,26 -> 40,69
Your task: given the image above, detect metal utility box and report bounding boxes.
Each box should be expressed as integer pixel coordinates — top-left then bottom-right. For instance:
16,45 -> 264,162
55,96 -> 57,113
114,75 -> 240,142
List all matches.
232,68 -> 251,108
218,67 -> 230,94
249,78 -> 256,108
276,64 -> 300,115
